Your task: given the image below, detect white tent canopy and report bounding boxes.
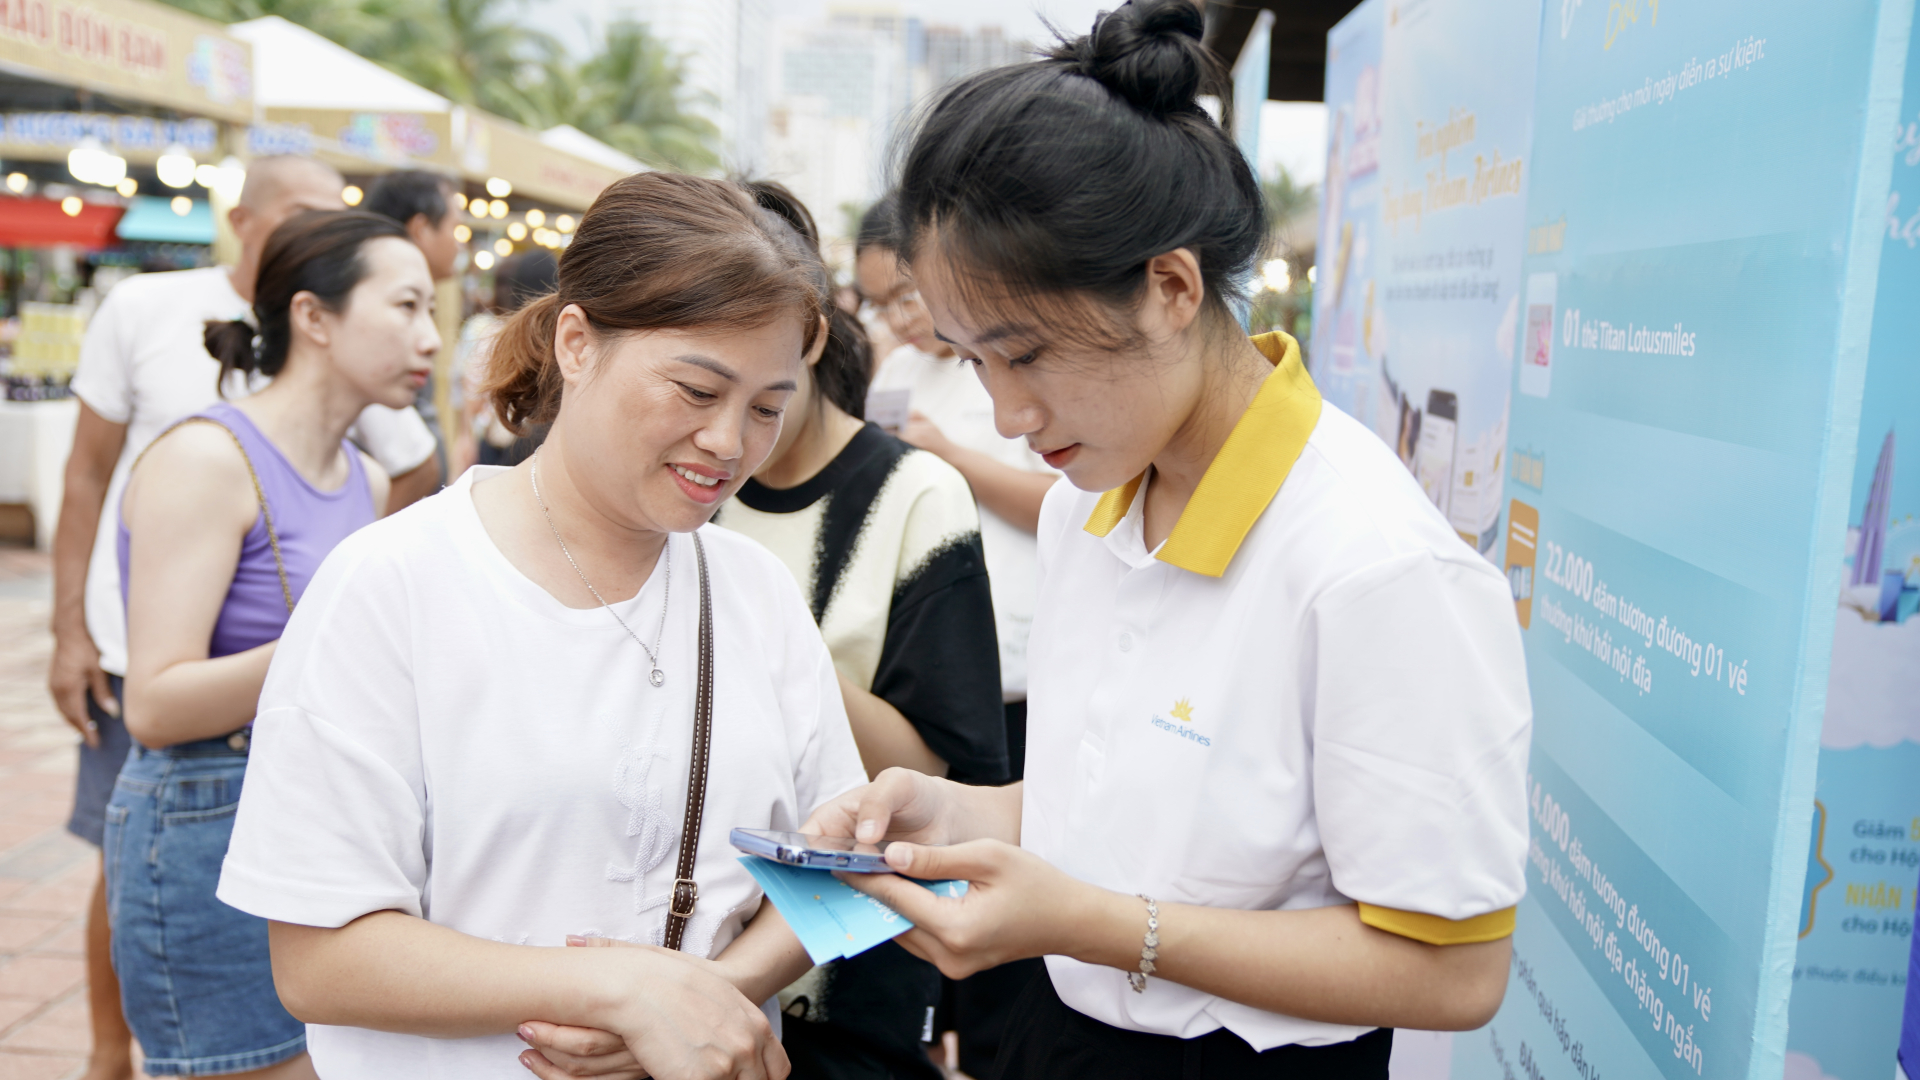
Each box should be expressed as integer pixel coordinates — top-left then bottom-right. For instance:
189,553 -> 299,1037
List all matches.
228,16 -> 449,112
539,125 -> 646,175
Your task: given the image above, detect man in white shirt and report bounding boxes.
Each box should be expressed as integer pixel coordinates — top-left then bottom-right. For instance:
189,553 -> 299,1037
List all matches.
45,154 -> 439,1080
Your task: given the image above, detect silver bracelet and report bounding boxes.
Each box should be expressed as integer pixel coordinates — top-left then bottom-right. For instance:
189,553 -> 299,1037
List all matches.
1128,895 -> 1159,993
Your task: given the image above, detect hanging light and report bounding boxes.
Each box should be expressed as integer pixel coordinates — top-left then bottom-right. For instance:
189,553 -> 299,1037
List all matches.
115,177 -> 139,198
60,196 -> 82,216
67,139 -> 121,186
555,214 -> 575,233
210,158 -> 247,202
194,163 -> 220,188
342,185 -> 364,206
506,221 -> 527,241
171,196 -> 192,216
156,146 -> 197,189
488,199 -> 507,219
450,191 -> 467,211
1260,259 -> 1291,294
525,208 -> 545,228
485,177 -> 511,197
492,238 -> 512,256
454,224 -> 471,243
473,249 -> 495,270
5,173 -> 26,194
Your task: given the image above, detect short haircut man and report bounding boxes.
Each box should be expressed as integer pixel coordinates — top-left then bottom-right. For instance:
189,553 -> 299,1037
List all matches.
365,170 -> 462,281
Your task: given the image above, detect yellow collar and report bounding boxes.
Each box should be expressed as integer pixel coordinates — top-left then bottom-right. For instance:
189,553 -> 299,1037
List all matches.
1082,332 -> 1322,577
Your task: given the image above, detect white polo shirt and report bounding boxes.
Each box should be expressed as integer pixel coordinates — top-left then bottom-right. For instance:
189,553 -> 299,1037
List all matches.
1023,333 -> 1531,1051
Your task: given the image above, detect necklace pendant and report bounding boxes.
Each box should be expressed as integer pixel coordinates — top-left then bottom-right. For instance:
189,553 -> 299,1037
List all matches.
649,668 -> 666,688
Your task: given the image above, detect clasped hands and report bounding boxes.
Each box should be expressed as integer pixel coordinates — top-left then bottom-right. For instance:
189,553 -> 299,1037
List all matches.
517,769 -> 1101,1080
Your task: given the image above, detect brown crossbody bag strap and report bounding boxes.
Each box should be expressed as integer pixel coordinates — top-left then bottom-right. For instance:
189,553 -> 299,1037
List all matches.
130,416 -> 295,614
664,532 -> 714,952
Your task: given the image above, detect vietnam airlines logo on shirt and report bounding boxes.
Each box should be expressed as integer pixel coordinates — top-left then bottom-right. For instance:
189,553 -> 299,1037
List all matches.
1151,698 -> 1211,747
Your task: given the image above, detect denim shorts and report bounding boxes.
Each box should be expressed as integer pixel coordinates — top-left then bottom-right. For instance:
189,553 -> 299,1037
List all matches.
103,738 -> 306,1076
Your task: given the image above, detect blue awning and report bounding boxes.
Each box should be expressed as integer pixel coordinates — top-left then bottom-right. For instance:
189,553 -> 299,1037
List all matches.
115,196 -> 214,244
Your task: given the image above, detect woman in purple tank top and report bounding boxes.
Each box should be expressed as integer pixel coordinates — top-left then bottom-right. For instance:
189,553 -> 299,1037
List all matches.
104,210 -> 439,1080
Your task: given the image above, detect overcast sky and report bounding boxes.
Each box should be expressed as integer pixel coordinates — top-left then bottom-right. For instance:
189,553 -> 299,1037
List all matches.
532,0 -> 1326,187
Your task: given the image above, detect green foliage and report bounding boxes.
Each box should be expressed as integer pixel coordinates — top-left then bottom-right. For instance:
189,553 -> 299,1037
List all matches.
166,0 -> 719,173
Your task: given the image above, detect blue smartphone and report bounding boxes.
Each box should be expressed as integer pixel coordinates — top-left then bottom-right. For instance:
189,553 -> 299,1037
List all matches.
730,828 -> 896,873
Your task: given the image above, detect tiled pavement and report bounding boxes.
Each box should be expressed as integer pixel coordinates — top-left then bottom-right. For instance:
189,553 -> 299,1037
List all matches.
0,549 -> 132,1080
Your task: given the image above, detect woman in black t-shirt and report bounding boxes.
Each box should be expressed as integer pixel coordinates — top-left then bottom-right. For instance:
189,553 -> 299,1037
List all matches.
715,182 -> 1007,1080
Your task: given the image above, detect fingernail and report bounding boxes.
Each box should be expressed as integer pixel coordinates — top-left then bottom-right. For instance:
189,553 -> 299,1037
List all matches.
890,844 -> 913,870
518,1025 -> 534,1043
857,820 -> 877,841
565,935 -> 587,947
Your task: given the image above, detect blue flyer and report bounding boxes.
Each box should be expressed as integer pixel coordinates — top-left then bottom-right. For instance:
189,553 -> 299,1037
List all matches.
738,857 -> 967,966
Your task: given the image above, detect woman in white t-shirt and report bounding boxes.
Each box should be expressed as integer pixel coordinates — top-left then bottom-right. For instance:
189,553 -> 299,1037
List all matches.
215,173 -> 869,1080
808,5 -> 1531,1079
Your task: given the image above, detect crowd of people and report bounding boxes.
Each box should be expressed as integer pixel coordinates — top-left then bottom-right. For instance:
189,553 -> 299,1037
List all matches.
42,2 -> 1532,1079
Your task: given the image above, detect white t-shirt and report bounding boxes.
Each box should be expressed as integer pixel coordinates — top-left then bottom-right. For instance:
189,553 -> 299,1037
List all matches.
871,345 -> 1052,698
1024,334 -> 1530,1051
216,467 -> 868,1078
69,266 -> 437,676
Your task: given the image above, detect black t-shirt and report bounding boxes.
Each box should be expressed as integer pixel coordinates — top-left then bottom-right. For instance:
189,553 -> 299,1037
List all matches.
719,422 -> 1008,784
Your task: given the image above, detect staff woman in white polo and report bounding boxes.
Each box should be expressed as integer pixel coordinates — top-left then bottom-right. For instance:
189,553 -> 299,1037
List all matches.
808,3 -> 1532,1077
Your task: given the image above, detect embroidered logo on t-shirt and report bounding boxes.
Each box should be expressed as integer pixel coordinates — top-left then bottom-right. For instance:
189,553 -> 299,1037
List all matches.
1151,698 -> 1211,746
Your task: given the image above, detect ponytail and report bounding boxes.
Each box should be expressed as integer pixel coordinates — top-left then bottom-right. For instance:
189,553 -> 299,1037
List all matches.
203,318 -> 261,393
815,305 -> 873,419
481,292 -> 564,436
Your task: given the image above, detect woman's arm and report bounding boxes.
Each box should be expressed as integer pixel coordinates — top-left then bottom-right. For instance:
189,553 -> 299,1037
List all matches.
122,425 -> 277,747
838,674 -> 946,778
49,401 -> 127,738
516,897 -> 817,1077
270,913 -> 785,1080
842,840 -> 1509,1032
899,412 -> 1052,534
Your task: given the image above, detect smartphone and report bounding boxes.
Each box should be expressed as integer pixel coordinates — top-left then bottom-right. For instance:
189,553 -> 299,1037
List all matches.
730,828 -> 897,874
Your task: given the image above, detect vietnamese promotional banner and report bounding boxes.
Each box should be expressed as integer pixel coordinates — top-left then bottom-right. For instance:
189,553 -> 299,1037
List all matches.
1784,44 -> 1920,1080
1429,0 -> 1913,1078
1310,0 -> 1538,558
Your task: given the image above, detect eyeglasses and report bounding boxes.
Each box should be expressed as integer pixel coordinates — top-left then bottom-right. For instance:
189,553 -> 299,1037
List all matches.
860,289 -> 925,323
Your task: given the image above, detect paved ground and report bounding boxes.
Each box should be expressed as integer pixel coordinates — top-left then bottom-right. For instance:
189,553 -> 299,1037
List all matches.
0,549 -> 124,1080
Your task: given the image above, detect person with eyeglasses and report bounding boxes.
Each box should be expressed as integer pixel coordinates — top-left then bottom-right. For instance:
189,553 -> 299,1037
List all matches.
854,193 -> 1058,1076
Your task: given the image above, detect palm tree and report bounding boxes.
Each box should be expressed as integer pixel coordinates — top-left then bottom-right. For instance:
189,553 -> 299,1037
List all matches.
567,20 -> 720,173
158,0 -> 720,173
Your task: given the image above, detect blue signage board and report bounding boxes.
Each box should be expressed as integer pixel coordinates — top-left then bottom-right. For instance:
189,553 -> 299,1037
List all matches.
1443,1 -> 1916,1079
1311,0 -> 1539,560
1784,35 -> 1920,1080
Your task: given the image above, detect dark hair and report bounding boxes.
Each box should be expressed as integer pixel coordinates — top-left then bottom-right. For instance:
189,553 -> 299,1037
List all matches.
484,173 -> 827,435
204,209 -> 410,389
492,248 -> 557,313
894,0 -> 1262,346
744,179 -> 872,418
364,169 -> 456,228
855,192 -> 900,256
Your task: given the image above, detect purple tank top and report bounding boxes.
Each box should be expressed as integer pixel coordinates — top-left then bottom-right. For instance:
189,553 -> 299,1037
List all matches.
118,402 -> 377,658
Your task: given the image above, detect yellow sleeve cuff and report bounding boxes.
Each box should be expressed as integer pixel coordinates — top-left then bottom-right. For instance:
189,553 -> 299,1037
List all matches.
1357,903 -> 1516,945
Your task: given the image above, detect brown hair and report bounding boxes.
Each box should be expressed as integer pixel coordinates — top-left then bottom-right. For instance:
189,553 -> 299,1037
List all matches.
484,172 -> 827,434
205,209 -> 410,394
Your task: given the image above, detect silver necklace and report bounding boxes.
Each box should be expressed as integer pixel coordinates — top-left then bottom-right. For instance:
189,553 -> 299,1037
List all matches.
531,453 -> 671,688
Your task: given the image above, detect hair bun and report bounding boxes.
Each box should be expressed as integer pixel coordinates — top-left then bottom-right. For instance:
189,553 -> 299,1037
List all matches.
1070,0 -> 1209,117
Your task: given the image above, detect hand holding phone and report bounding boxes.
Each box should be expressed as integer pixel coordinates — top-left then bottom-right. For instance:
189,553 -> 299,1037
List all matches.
730,828 -> 897,874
